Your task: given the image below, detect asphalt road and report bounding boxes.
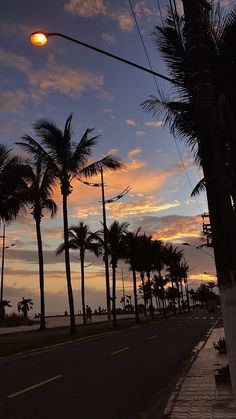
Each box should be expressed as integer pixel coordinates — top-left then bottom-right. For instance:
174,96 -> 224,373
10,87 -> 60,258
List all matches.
0,309 -> 217,419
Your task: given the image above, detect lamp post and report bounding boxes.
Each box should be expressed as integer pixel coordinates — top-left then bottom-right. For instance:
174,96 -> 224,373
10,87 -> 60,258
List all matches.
30,32 -> 178,85
78,170 -> 130,324
0,225 -> 19,302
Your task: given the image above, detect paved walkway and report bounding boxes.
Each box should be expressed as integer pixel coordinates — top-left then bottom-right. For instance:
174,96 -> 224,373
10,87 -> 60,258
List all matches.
0,313 -> 135,335
164,326 -> 236,418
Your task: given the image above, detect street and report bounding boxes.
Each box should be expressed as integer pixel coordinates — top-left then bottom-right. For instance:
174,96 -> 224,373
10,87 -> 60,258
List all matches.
0,309 -> 217,419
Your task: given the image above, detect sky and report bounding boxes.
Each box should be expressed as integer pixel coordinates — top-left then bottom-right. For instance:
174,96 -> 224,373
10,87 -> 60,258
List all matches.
0,0 -> 227,315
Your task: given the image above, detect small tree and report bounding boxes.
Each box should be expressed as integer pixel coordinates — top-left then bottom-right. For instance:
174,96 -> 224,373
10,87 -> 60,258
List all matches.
17,298 -> 33,318
0,300 -> 11,321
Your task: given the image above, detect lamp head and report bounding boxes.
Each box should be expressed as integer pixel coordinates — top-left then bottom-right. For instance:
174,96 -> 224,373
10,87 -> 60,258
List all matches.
30,32 -> 48,46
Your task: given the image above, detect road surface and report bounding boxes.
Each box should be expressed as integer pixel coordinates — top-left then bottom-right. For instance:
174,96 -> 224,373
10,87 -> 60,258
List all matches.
0,309 -> 217,419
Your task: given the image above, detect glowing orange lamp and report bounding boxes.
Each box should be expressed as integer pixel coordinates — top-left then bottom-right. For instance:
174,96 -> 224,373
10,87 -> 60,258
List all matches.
30,32 -> 48,46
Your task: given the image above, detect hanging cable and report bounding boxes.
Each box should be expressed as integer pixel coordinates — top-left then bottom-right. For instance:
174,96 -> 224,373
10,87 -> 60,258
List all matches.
128,0 -> 162,96
128,0 -> 204,214
156,0 -> 164,26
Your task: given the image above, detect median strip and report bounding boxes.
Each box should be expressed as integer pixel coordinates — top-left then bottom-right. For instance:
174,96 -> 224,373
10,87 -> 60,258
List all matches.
110,347 -> 129,356
7,375 -> 62,399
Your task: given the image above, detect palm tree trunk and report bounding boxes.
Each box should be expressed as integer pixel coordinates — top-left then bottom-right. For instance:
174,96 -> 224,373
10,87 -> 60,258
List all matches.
185,281 -> 191,312
171,279 -> 176,315
63,194 -> 76,334
140,272 -> 146,315
112,263 -> 117,327
35,217 -> 46,330
147,271 -> 154,320
80,251 -> 86,325
132,268 -> 139,323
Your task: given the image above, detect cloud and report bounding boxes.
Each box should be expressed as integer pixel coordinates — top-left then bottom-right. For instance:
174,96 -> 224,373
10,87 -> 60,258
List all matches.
145,121 -> 163,127
136,130 -> 146,138
29,55 -> 108,100
0,90 -> 28,114
112,11 -> 134,32
125,118 -> 137,126
64,0 -> 135,32
106,197 -> 180,218
128,148 -> 142,158
101,32 -> 116,45
131,214 -> 202,242
0,48 -> 111,103
64,0 -> 107,17
0,47 -> 32,74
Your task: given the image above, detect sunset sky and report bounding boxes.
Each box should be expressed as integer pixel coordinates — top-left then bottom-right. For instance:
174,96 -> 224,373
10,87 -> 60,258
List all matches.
0,0 -> 222,315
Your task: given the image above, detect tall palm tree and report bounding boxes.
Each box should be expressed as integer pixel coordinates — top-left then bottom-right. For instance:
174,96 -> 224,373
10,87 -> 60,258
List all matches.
105,221 -> 129,327
19,158 -> 57,330
163,244 -> 183,314
56,222 -> 101,325
122,228 -> 141,323
17,114 -> 123,334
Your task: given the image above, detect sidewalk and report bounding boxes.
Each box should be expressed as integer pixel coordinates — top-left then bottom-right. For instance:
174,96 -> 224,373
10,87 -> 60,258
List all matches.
0,313 -> 135,335
164,325 -> 236,418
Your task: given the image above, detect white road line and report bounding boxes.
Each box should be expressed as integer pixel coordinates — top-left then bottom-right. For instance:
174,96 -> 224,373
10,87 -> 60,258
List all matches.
195,317 -> 199,319
167,328 -> 173,332
210,316 -> 214,320
148,334 -> 158,340
110,347 -> 129,356
202,316 -> 207,319
7,375 -> 62,399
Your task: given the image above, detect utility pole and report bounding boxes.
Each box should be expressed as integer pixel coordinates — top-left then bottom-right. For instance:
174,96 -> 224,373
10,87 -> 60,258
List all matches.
101,168 -> 112,325
182,0 -> 236,398
0,225 -> 6,302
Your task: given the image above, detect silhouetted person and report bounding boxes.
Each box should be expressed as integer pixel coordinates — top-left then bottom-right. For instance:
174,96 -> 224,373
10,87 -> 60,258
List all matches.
86,305 -> 92,323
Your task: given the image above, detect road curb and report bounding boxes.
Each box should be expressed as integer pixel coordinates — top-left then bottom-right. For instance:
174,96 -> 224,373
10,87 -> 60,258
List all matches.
0,330 -> 115,365
162,319 -> 218,418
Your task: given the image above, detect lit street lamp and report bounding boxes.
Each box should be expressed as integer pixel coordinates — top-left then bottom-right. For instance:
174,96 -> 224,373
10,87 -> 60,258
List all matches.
30,31 -> 177,85
0,225 -> 19,302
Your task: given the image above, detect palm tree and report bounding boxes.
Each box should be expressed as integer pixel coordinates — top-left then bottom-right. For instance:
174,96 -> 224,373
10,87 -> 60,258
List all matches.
17,297 -> 33,318
17,114 -> 123,334
18,158 -> 57,330
0,144 -> 30,223
0,300 -> 11,321
105,221 -> 129,327
163,244 -> 183,314
56,222 -> 101,325
122,228 -> 141,323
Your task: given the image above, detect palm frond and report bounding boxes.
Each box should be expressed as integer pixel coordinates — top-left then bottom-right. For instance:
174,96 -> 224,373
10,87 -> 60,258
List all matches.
79,155 -> 124,178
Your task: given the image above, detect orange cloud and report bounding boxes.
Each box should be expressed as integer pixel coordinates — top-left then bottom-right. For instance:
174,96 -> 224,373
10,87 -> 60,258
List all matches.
106,197 -> 180,218
64,0 -> 107,17
145,121 -> 163,127
125,118 -> 137,126
128,148 -> 142,158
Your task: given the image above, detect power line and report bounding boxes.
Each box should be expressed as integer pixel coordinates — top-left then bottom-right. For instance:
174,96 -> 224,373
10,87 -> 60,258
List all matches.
156,0 -> 164,26
128,0 -> 161,96
128,0 -> 204,215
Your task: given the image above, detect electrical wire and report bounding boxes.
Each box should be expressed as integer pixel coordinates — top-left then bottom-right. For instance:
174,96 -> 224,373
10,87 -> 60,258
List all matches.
128,0 -> 162,97
156,0 -> 164,26
128,0 -> 204,215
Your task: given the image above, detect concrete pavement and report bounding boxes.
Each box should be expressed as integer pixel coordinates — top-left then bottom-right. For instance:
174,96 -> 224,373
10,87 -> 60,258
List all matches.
164,325 -> 236,418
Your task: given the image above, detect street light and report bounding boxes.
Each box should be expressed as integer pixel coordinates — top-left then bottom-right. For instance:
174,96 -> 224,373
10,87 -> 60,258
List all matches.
0,225 -> 19,302
182,242 -> 215,259
78,170 -> 130,324
30,31 -> 178,85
